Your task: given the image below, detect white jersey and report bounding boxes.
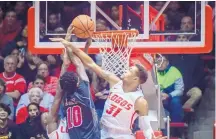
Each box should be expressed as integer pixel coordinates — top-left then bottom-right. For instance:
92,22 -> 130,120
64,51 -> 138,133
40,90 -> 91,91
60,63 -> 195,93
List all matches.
48,118 -> 70,139
101,81 -> 144,138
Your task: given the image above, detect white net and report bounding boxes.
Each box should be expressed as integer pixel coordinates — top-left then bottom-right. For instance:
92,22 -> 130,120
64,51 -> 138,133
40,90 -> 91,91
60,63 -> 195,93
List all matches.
92,31 -> 138,76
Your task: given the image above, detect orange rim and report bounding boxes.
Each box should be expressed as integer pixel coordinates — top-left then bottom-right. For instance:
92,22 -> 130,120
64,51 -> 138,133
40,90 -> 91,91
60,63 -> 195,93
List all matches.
92,30 -> 139,38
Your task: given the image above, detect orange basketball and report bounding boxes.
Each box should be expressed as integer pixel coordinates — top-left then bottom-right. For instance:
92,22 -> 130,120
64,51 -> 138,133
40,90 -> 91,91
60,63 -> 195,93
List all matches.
72,15 -> 95,39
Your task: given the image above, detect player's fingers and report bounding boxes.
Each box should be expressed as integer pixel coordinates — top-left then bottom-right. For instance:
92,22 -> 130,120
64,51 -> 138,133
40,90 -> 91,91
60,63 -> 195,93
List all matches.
85,38 -> 92,47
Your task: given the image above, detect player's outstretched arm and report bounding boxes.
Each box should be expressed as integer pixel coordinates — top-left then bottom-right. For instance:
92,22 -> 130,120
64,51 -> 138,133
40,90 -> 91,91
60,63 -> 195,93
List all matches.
46,50 -> 69,134
49,38 -> 121,87
65,45 -> 89,82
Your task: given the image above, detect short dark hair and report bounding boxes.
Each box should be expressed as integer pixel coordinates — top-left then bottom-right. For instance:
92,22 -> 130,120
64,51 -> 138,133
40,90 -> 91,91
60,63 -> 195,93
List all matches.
60,71 -> 78,93
33,75 -> 46,84
135,64 -> 148,84
27,102 -> 40,112
0,103 -> 11,115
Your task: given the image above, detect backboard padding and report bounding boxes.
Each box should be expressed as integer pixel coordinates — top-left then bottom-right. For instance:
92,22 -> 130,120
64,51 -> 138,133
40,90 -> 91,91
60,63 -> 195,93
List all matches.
28,2 -> 213,54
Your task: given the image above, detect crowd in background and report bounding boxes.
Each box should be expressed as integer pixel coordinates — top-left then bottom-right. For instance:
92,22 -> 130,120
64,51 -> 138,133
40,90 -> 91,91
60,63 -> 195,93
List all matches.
0,1 -> 214,139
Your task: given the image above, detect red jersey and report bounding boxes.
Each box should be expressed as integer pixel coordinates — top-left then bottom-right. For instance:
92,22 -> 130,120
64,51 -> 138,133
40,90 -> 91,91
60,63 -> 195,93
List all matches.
0,72 -> 27,106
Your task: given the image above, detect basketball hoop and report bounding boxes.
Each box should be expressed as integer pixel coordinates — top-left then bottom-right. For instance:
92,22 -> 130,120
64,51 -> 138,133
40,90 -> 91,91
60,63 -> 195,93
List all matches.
92,30 -> 139,76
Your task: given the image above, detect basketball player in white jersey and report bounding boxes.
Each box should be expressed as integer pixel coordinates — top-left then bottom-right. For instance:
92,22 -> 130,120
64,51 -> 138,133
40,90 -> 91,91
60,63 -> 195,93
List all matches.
50,33 -> 167,139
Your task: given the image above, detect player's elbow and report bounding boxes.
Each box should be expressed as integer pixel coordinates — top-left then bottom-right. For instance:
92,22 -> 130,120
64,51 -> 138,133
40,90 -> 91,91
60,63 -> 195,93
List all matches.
135,97 -> 149,116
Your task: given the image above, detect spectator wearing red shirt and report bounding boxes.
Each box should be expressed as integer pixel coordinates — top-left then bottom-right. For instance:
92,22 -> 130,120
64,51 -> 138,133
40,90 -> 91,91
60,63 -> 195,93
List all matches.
16,87 -> 48,124
0,55 -> 26,106
28,62 -> 58,96
0,10 -> 22,49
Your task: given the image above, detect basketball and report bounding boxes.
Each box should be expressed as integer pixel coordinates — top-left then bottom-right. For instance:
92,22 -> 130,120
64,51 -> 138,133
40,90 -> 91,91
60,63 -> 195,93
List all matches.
71,15 -> 95,39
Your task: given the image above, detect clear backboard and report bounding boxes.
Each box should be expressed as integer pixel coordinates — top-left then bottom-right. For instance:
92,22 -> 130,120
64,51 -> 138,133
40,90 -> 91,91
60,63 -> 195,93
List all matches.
28,1 -> 213,54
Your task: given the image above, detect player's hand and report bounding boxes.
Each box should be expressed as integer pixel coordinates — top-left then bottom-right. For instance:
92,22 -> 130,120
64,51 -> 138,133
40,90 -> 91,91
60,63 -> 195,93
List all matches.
65,24 -> 75,41
84,38 -> 92,53
67,24 -> 74,34
62,47 -> 71,67
49,38 -> 71,47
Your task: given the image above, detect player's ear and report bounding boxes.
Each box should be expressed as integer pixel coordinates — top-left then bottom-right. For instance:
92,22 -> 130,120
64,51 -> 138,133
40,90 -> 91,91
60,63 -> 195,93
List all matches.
133,76 -> 139,81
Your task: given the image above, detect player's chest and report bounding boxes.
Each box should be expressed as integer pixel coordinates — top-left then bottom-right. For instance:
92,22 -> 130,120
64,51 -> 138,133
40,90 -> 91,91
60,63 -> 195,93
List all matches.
106,93 -> 134,111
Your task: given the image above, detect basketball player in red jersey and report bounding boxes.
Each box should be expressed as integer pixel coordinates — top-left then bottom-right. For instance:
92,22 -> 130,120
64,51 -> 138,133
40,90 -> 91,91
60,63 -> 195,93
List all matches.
50,35 -> 167,139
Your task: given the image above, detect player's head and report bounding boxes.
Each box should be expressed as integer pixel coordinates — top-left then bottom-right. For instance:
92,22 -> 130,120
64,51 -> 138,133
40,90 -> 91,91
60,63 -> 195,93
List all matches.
60,71 -> 79,94
121,64 -> 148,85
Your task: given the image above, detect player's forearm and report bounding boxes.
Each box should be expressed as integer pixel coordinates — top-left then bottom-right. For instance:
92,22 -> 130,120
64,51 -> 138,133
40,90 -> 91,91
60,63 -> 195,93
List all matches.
68,43 -> 95,67
72,56 -> 89,82
50,97 -> 62,119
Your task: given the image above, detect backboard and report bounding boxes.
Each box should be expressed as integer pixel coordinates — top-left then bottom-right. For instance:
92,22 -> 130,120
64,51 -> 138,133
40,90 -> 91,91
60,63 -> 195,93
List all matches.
28,1 -> 213,54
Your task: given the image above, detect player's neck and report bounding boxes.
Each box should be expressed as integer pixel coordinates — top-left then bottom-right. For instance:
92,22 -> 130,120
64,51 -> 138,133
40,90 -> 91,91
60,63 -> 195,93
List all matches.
122,83 -> 138,93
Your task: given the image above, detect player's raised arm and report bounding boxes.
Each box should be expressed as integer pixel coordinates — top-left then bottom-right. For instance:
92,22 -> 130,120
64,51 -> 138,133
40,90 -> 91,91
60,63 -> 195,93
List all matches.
50,37 -> 121,88
63,24 -> 90,82
46,49 -> 69,133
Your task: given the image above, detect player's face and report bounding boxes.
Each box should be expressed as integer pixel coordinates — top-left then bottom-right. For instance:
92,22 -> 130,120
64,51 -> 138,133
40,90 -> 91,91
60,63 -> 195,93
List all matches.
29,91 -> 42,104
33,79 -> 45,90
28,105 -> 39,118
0,108 -> 8,120
121,66 -> 139,82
